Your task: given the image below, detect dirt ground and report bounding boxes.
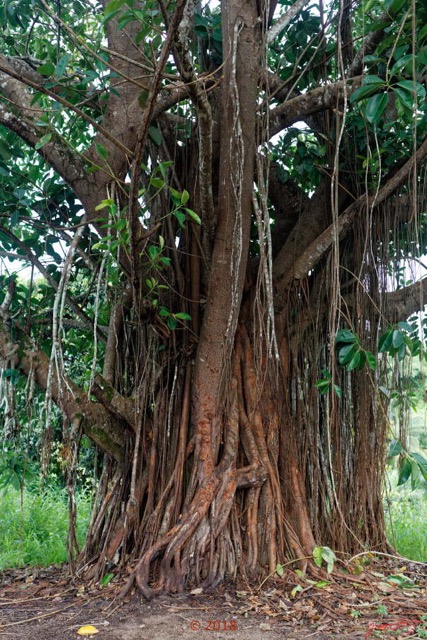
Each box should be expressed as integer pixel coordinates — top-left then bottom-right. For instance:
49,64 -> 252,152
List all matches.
0,561 -> 426,640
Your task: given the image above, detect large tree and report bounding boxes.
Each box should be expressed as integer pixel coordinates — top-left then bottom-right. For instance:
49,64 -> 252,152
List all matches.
0,0 -> 426,595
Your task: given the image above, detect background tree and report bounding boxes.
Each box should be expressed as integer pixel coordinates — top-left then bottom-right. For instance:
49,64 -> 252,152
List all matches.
0,0 -> 426,596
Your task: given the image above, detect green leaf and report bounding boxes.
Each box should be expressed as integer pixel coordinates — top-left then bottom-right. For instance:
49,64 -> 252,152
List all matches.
388,439 -> 402,457
397,343 -> 406,361
148,126 -> 163,146
312,546 -> 323,568
411,452 -> 427,482
314,379 -> 331,391
397,321 -> 411,332
276,563 -> 284,577
393,87 -> 414,111
397,457 -> 412,486
167,316 -> 178,330
396,80 -> 426,100
350,77 -> 386,103
336,329 -> 358,344
346,350 -> 362,371
148,245 -> 158,261
314,580 -> 330,588
379,330 -> 393,353
338,344 -> 358,365
96,143 -> 109,161
174,312 -> 192,321
181,190 -> 190,205
184,208 -> 201,225
392,329 -> 404,349
55,54 -> 70,78
150,177 -> 165,189
100,572 -> 115,587
37,61 -> 55,76
174,210 -> 186,228
35,133 -> 52,149
321,547 -> 337,574
365,351 -> 376,370
95,198 -> 115,211
333,385 -> 342,398
104,0 -> 127,15
366,93 -> 389,124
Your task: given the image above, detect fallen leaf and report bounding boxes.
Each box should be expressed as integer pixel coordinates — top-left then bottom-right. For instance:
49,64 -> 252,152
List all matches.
377,581 -> 395,593
77,625 -> 99,636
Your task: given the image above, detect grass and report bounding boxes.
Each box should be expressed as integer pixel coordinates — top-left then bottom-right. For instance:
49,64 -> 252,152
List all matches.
384,479 -> 427,562
0,475 -> 426,571
0,485 -> 92,570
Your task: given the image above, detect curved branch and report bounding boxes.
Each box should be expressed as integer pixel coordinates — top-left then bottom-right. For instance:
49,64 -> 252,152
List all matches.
385,279 -> 427,323
268,76 -> 362,138
0,315 -> 125,462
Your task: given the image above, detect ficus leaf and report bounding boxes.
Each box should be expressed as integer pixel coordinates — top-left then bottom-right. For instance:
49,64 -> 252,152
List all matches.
397,457 -> 412,486
388,439 -> 402,457
366,92 -> 389,124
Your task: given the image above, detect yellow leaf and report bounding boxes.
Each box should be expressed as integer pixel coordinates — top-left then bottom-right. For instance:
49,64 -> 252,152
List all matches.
77,625 -> 99,636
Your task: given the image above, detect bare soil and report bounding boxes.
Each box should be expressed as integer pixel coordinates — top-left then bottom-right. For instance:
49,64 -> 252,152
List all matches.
0,561 -> 426,640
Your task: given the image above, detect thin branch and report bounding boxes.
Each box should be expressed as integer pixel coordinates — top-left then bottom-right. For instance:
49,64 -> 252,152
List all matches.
0,57 -> 133,157
267,0 -> 311,44
0,228 -> 106,340
128,0 -> 189,290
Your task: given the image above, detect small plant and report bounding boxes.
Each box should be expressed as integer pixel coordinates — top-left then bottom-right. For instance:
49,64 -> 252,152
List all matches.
313,545 -> 337,573
350,609 -> 361,619
376,604 -> 389,617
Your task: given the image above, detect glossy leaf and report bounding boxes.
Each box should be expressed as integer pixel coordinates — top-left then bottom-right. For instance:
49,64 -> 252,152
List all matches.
184,208 -> 201,225
346,350 -> 363,371
338,344 -> 358,365
336,329 -> 358,344
397,458 -> 412,486
366,93 -> 389,124
388,439 -> 402,457
411,452 -> 427,482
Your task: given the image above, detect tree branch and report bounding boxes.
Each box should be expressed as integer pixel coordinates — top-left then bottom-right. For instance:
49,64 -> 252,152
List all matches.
267,0 -> 311,44
348,11 -> 395,78
268,76 -> 362,138
384,279 -> 427,323
0,315 -> 125,462
273,136 -> 427,306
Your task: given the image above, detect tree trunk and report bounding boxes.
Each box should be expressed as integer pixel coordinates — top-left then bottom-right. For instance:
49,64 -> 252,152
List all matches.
0,0 -> 423,600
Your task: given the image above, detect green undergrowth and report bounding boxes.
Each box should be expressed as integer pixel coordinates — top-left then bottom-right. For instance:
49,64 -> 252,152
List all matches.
0,485 -> 92,570
384,481 -> 427,562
